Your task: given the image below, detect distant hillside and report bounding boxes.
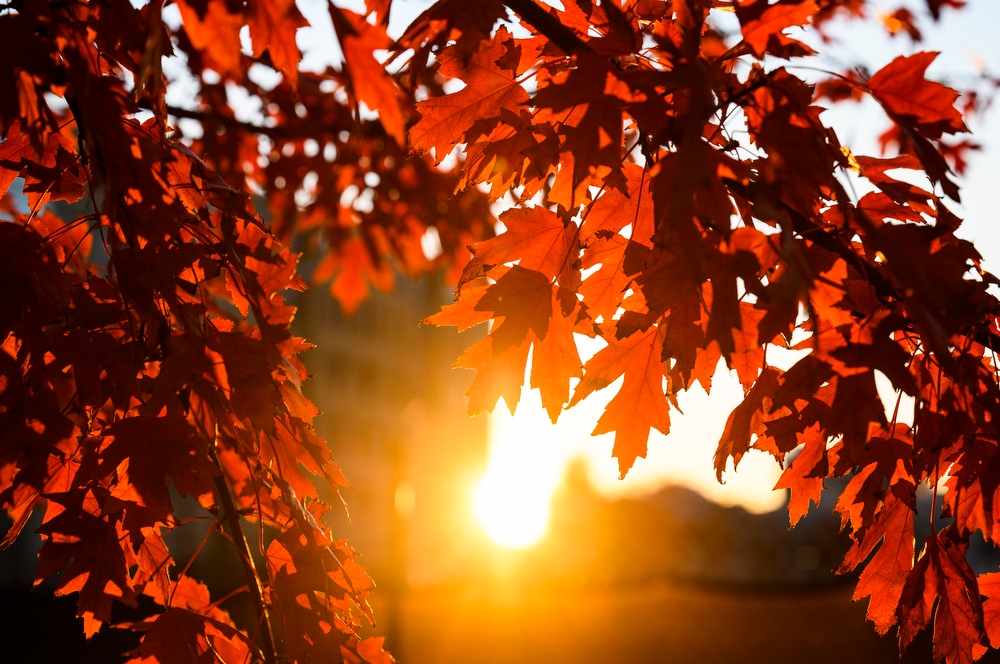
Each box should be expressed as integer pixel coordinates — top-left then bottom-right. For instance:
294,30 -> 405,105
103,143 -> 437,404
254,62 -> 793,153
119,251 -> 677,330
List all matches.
508,463 -> 1000,589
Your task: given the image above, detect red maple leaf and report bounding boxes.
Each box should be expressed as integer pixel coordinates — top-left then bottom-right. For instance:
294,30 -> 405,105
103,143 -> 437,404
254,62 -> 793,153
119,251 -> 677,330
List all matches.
571,323 -> 671,477
411,26 -> 529,161
839,492 -> 915,635
774,423 -> 827,527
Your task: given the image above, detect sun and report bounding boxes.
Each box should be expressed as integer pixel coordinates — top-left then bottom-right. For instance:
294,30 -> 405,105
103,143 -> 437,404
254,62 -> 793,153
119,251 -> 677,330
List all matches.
473,472 -> 551,549
472,407 -> 563,549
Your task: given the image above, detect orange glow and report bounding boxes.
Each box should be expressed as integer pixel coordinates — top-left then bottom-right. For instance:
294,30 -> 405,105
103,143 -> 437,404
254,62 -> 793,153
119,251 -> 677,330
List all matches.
472,410 -> 563,549
472,473 -> 550,549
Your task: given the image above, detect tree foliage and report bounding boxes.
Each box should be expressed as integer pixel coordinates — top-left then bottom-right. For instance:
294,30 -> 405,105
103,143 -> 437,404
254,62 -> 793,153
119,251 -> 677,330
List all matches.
0,0 -> 997,662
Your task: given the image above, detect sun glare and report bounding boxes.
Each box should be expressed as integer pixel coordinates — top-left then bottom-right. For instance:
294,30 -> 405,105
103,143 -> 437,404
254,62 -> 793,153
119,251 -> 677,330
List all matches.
473,408 -> 564,549
471,345 -> 791,549
473,473 -> 551,549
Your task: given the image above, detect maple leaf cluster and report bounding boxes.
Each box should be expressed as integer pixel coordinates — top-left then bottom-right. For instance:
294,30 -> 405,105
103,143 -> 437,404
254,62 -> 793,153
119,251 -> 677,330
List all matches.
167,0 -> 497,314
0,0 -> 998,662
0,0 -> 420,661
412,1 -> 1000,662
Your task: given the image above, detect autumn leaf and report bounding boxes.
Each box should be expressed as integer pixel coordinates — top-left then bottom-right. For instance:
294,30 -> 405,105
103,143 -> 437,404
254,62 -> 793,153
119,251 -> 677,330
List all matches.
461,108 -> 547,198
897,532 -> 988,664
774,423 -> 827,527
715,367 -> 783,480
833,424 -> 916,538
531,55 -> 640,200
411,26 -> 529,161
455,334 -> 532,415
882,8 -> 922,41
100,412 -> 218,528
248,0 -> 308,87
124,608 -> 253,664
35,490 -> 137,637
570,323 -> 670,477
579,233 -> 630,322
739,0 -> 819,58
329,5 -> 407,146
729,302 -> 768,391
431,265 -> 583,420
474,265 -> 556,353
461,205 -> 578,287
529,287 -> 586,422
580,162 -> 654,246
838,492 -> 915,635
868,51 -> 968,199
396,0 -> 507,64
979,572 -> 1000,649
943,437 -> 1000,546
926,0 -> 967,20
176,0 -> 244,77
0,122 -> 85,210
315,237 -> 395,315
869,51 -> 967,140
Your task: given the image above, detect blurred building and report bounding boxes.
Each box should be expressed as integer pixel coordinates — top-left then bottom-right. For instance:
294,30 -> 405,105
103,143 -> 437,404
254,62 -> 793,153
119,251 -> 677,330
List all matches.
295,274 -> 490,590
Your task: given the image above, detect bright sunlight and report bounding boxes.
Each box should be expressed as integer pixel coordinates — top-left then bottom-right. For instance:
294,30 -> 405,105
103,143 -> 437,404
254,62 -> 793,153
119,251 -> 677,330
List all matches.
472,337 -> 787,552
473,472 -> 551,549
473,404 -> 564,549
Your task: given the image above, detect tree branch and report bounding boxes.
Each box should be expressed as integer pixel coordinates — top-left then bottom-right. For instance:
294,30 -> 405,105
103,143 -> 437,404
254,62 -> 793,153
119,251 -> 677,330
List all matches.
65,70 -> 278,664
502,0 -> 595,58
163,105 -> 295,140
723,178 -> 1000,354
211,450 -> 278,664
